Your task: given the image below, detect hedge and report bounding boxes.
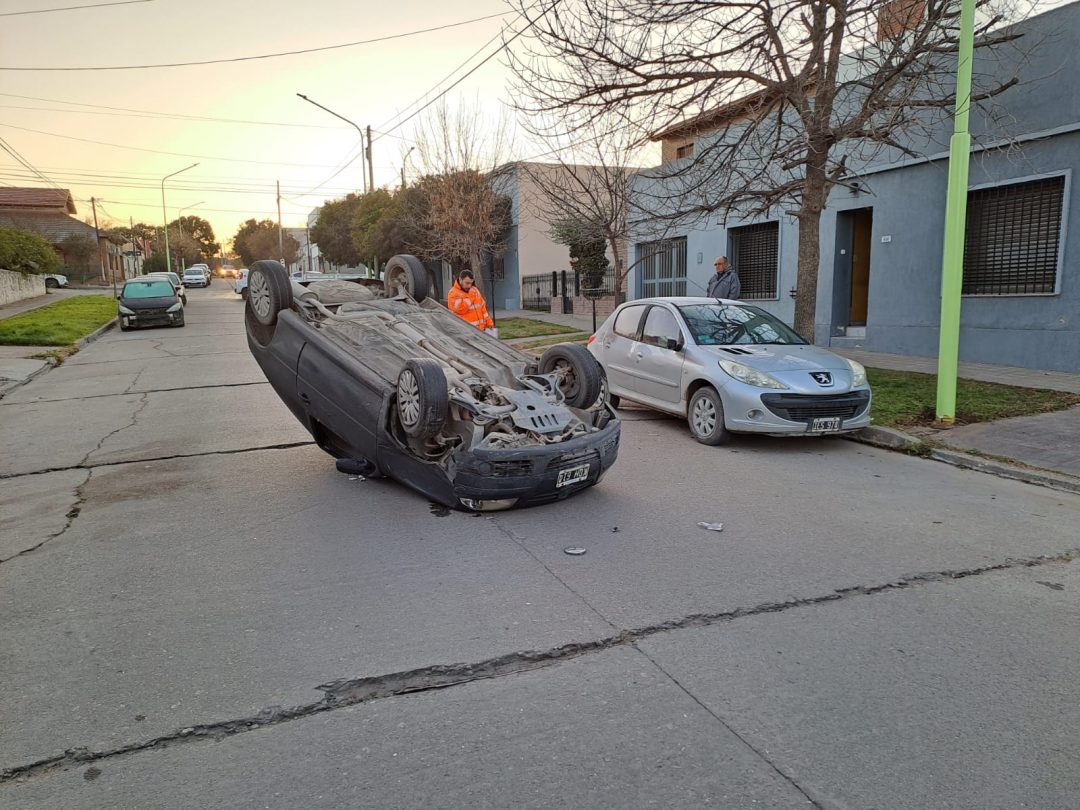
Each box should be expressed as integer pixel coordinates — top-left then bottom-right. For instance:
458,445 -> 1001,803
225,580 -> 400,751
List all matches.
0,226 -> 62,276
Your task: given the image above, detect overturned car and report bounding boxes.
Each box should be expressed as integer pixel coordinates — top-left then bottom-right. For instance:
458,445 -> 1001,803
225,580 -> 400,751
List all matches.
245,257 -> 620,511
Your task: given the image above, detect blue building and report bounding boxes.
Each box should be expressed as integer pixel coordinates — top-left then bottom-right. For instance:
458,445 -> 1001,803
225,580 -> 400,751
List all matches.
627,1 -> 1080,373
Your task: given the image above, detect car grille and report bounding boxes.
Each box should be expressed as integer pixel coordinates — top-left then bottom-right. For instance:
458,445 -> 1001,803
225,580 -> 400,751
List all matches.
760,391 -> 870,423
138,308 -> 168,316
490,459 -> 534,477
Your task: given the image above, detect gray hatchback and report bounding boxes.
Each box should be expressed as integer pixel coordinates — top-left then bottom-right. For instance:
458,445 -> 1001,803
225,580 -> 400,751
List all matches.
588,297 -> 872,444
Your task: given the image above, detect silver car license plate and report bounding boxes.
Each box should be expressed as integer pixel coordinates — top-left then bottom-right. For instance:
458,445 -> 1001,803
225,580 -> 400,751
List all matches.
556,464 -> 590,488
810,417 -> 842,432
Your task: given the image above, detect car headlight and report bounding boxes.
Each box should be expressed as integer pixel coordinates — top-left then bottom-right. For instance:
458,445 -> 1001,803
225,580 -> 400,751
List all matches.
118,304 -> 135,315
717,359 -> 788,389
845,358 -> 868,387
166,302 -> 182,313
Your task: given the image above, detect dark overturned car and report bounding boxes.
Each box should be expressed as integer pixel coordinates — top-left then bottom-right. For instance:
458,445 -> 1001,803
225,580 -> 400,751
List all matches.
244,257 -> 620,511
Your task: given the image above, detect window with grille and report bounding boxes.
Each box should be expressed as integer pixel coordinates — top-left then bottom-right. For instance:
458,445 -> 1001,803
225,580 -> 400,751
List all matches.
962,176 -> 1064,295
676,143 -> 695,159
637,237 -> 688,298
730,222 -> 779,299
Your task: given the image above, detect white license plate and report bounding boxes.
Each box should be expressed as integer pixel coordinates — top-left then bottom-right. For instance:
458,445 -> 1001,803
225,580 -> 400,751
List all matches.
556,463 -> 590,488
810,417 -> 842,432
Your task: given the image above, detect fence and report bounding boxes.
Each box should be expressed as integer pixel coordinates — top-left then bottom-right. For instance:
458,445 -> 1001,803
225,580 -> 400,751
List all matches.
522,267 -> 619,313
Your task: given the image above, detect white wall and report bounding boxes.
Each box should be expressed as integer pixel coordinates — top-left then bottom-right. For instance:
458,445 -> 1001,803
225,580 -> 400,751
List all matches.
0,268 -> 45,306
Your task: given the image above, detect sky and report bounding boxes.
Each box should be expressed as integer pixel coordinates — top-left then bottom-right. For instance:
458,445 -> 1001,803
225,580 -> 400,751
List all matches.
0,0 -> 539,248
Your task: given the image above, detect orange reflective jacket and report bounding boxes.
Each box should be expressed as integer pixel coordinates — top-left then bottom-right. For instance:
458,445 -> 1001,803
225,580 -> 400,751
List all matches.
447,281 -> 494,330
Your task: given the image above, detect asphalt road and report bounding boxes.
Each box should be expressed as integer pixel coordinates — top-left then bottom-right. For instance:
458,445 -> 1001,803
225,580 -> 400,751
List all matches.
2,284 -> 1078,809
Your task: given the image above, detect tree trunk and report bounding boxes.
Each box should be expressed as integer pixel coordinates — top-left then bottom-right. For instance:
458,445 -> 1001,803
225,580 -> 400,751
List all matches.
794,159 -> 828,343
608,233 -> 625,298
470,250 -> 484,292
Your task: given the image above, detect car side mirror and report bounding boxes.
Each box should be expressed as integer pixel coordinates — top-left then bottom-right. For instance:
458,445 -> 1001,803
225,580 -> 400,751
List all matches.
665,337 -> 683,352
116,293 -> 122,299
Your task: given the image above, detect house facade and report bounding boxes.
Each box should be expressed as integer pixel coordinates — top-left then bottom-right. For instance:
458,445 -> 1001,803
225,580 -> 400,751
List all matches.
627,2 -> 1080,373
0,188 -> 125,283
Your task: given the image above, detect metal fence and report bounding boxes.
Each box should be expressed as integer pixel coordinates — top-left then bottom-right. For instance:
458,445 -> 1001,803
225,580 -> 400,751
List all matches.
522,267 -> 618,311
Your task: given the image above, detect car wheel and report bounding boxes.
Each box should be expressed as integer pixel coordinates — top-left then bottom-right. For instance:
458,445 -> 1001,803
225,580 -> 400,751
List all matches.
45,277 -> 59,289
247,260 -> 292,327
383,254 -> 431,301
120,324 -> 131,332
181,295 -> 188,306
687,387 -> 731,446
539,343 -> 603,409
240,287 -> 249,300
396,358 -> 448,440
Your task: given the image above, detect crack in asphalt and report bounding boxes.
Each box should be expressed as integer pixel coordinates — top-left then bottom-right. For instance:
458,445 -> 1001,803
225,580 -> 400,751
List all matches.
0,380 -> 269,407
0,441 -> 317,481
0,469 -> 92,565
2,548 -> 1075,785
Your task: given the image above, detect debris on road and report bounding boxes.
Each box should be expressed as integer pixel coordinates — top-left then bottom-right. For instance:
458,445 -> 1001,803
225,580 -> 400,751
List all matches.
563,546 -> 586,556
697,522 -> 724,532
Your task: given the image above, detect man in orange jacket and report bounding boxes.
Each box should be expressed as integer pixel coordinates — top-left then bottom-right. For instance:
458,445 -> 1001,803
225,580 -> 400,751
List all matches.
447,270 -> 495,332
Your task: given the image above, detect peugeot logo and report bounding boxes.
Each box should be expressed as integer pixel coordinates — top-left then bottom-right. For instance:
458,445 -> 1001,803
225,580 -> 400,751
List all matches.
810,371 -> 833,386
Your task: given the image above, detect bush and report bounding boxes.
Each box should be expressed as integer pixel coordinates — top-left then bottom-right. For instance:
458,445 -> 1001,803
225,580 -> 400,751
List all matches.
142,252 -> 169,275
0,226 -> 61,275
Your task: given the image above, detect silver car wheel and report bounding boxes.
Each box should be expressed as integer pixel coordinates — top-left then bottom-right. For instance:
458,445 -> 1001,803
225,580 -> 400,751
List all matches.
249,271 -> 272,320
691,395 -> 717,437
397,368 -> 421,427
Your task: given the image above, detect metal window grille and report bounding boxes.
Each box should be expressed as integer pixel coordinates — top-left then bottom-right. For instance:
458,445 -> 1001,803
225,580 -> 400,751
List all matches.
676,143 -> 695,159
637,237 -> 687,298
962,176 -> 1064,295
730,222 -> 779,299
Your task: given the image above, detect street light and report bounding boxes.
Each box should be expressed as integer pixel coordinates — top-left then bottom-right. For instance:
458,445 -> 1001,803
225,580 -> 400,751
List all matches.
161,163 -> 199,274
297,93 -> 370,193
400,146 -> 415,190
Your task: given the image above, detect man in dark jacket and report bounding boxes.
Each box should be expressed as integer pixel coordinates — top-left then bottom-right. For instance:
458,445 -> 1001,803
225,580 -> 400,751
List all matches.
706,256 -> 741,300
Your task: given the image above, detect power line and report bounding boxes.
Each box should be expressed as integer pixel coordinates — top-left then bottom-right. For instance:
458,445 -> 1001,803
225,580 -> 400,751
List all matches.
373,2 -> 556,139
0,12 -> 510,71
0,95 -> 346,129
0,0 -> 151,16
0,137 -> 60,189
0,123 -> 374,168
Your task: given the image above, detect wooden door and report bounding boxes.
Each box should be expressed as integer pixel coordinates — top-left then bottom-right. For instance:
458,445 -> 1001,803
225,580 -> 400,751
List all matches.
849,209 -> 873,325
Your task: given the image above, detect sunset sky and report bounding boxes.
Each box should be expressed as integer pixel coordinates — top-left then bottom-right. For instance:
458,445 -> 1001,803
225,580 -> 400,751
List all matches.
0,0 -> 551,248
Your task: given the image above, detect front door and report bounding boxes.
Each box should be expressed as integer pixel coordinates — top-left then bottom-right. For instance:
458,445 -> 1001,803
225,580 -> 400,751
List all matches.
849,208 -> 873,325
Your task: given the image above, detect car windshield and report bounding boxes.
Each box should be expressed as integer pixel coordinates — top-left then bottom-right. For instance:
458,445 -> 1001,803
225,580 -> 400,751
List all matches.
123,281 -> 174,298
678,303 -> 807,346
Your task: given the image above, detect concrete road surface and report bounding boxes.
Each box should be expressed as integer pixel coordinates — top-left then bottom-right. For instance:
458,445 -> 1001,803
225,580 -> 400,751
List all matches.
2,284 -> 1078,809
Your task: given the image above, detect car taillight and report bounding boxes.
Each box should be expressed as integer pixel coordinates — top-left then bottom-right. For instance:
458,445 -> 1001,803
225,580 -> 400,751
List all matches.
587,335 -> 596,345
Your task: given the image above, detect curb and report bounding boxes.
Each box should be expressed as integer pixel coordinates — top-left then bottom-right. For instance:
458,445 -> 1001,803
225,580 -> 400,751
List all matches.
849,425 -> 1080,496
0,318 -> 117,400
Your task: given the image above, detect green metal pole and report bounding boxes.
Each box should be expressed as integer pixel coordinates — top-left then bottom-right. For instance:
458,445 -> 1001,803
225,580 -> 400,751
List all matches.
160,163 -> 199,276
935,0 -> 977,423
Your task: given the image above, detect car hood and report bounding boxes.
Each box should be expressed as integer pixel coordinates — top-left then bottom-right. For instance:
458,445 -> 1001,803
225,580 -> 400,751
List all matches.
121,295 -> 177,309
698,343 -> 852,372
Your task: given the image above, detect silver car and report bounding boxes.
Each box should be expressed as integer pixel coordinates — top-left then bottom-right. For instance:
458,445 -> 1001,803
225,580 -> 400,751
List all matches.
588,297 -> 872,444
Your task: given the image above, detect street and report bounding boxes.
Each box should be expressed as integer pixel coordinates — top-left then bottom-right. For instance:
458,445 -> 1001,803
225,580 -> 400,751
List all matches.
2,285 -> 1078,809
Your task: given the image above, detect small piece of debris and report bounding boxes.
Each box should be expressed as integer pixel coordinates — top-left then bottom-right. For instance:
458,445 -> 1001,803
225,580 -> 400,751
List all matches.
611,527 -> 619,533
697,522 -> 724,532
134,714 -> 145,721
1036,581 -> 1065,591
563,546 -> 586,556
83,767 -> 102,782
348,476 -> 365,481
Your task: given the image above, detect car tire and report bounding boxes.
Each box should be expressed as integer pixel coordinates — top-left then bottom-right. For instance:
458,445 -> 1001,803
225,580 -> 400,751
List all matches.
539,343 -> 603,409
383,254 -> 431,302
181,294 -> 188,306
687,387 -> 731,446
247,260 -> 292,327
396,358 -> 447,440
120,323 -> 131,332
609,393 -> 621,410
240,287 -> 249,300
45,277 -> 59,289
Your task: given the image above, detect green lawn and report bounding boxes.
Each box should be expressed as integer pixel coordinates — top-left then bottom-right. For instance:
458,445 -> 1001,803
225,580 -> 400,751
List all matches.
0,296 -> 116,346
495,317 -> 580,340
868,368 -> 1080,427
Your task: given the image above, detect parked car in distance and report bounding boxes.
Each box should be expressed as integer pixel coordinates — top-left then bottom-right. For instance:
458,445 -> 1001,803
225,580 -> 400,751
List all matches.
183,267 -> 209,288
234,268 -> 249,298
588,297 -> 872,445
145,271 -> 186,305
117,278 -> 184,331
44,273 -> 68,289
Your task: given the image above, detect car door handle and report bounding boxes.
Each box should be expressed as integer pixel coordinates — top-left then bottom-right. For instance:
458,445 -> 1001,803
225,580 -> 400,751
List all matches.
635,352 -> 643,359
299,392 -> 311,404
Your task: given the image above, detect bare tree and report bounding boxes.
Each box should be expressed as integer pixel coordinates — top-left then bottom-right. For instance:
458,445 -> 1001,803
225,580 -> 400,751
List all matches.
509,0 -> 1032,339
407,99 -> 514,290
516,118 -> 642,297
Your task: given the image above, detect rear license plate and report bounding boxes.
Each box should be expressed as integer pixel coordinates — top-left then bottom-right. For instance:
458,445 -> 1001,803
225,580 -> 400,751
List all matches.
556,463 -> 590,488
810,417 -> 842,432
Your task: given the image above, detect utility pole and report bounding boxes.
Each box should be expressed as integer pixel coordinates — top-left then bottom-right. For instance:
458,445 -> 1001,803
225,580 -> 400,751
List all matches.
91,197 -> 114,296
276,180 -> 284,264
306,225 -> 314,275
935,0 -> 977,423
366,124 -> 374,191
